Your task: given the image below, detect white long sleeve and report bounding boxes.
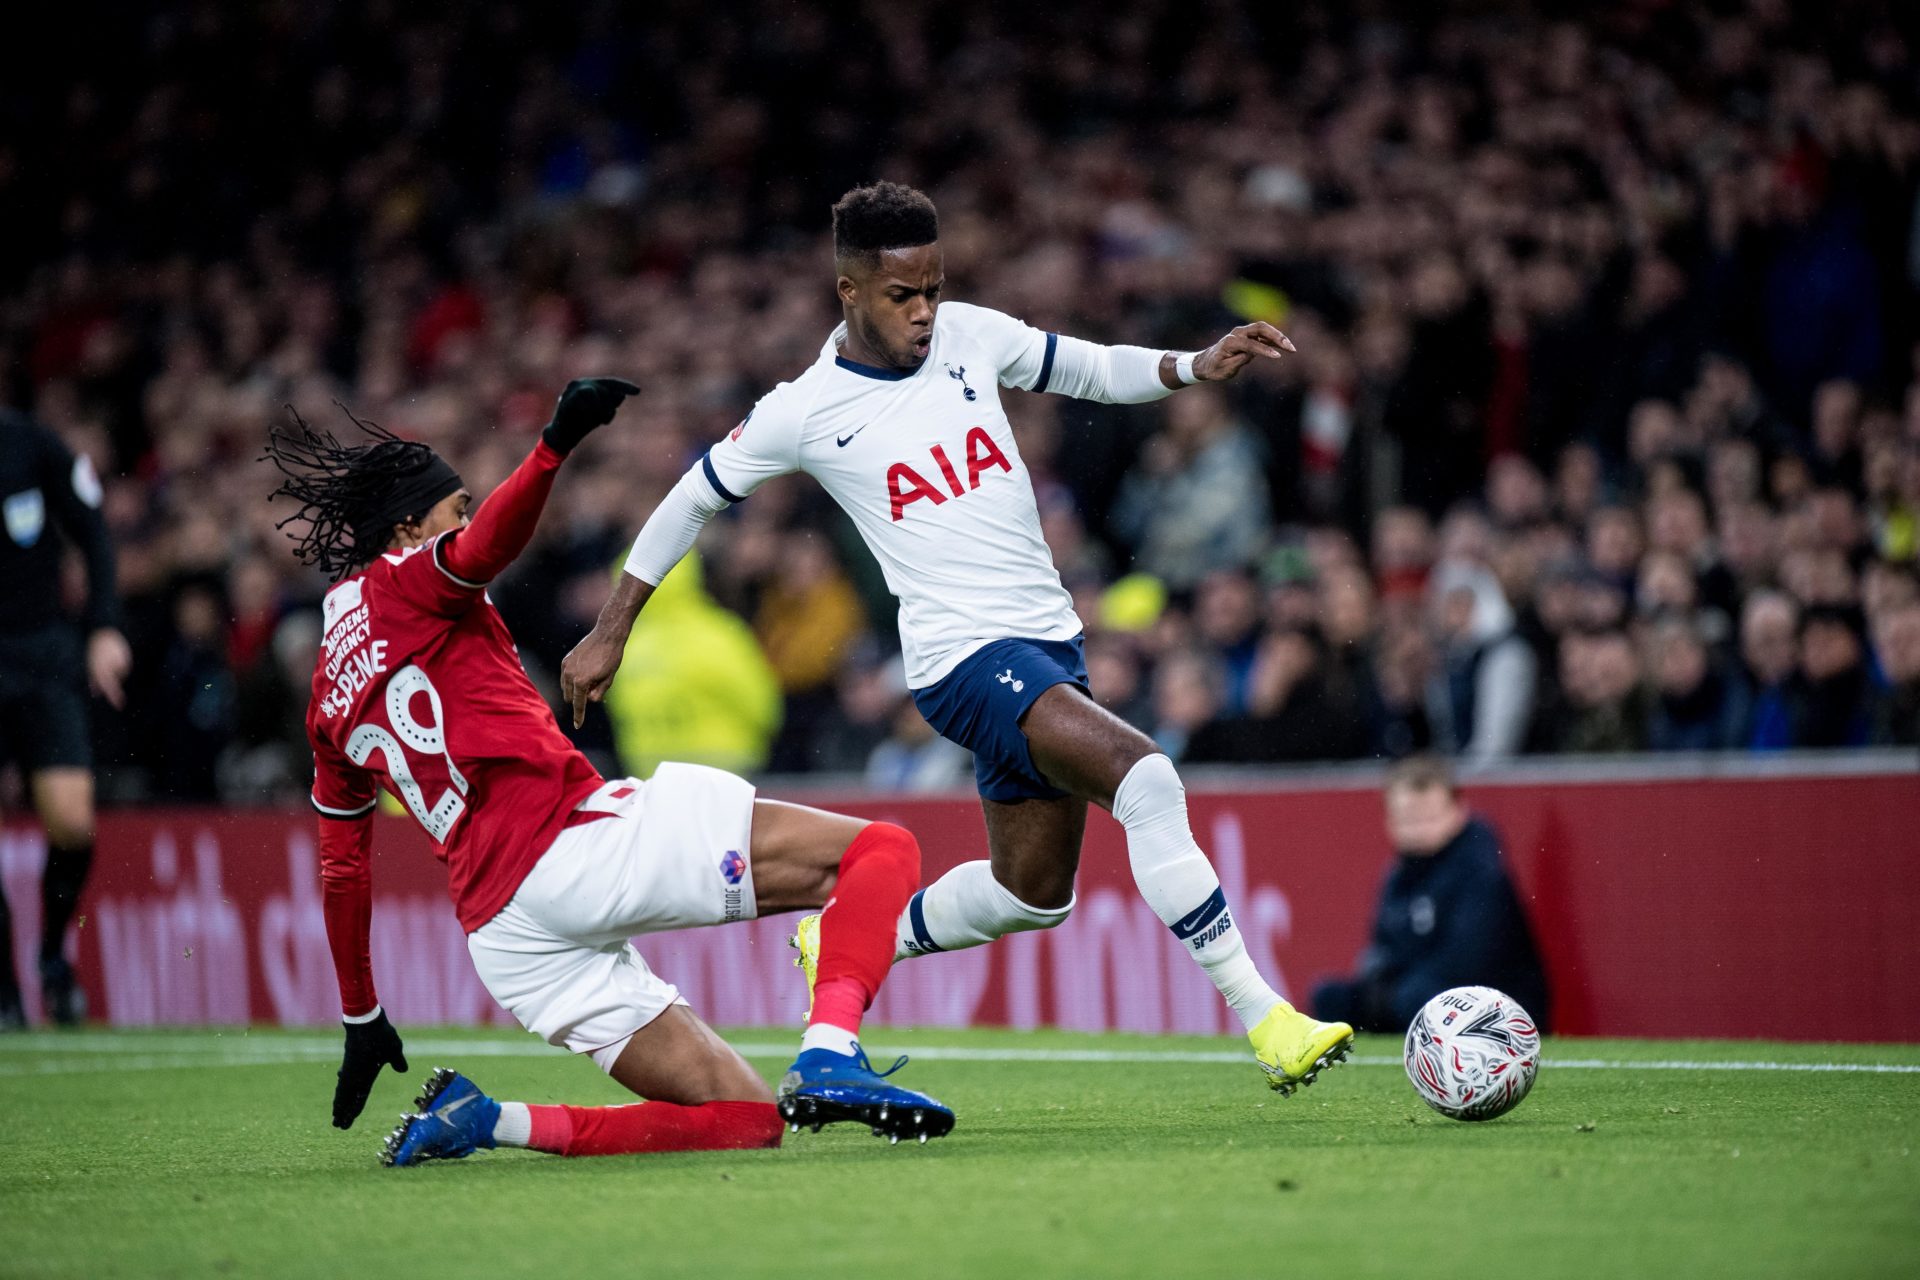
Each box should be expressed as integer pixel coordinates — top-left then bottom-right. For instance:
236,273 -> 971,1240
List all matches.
1464,637 -> 1537,761
622,463 -> 729,585
1036,333 -> 1175,404
956,301 -> 1173,404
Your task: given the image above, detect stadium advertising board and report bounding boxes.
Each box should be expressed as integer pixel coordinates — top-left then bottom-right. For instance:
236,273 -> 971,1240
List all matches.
4,768 -> 1915,1041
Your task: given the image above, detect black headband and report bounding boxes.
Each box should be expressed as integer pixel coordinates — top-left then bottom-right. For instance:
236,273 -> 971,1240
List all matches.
371,453 -> 463,531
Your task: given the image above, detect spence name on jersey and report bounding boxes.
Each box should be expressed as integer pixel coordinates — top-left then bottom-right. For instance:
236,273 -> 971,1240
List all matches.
308,531 -> 601,932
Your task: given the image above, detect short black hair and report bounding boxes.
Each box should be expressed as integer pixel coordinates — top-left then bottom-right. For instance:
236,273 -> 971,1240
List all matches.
1802,602 -> 1866,641
833,181 -> 938,269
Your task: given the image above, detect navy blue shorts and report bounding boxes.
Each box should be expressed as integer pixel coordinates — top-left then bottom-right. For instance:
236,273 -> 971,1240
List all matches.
912,635 -> 1088,804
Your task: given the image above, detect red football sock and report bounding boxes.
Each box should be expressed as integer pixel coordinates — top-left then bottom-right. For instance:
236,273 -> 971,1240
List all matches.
522,1100 -> 783,1157
810,822 -> 921,1036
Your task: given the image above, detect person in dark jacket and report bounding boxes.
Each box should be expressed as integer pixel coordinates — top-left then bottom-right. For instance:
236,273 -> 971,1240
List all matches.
1871,603 -> 1920,746
1645,612 -> 1751,752
1794,605 -> 1881,748
1739,591 -> 1800,750
1311,756 -> 1551,1033
1183,628 -> 1368,764
0,410 -> 128,1028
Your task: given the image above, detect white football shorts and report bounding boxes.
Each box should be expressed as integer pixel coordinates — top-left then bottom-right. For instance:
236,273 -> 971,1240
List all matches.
467,764 -> 758,1059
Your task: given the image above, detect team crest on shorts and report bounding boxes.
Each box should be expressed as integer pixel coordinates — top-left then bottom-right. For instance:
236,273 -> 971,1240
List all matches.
719,849 -> 747,885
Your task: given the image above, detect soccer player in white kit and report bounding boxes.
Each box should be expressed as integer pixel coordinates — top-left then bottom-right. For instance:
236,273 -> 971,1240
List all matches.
563,183 -> 1353,1093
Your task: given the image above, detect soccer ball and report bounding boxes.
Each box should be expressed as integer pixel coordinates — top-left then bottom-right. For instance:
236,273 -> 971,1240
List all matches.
1403,986 -> 1541,1121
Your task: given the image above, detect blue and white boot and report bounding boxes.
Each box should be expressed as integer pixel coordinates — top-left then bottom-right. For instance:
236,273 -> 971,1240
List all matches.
777,1043 -> 955,1145
381,1069 -> 500,1168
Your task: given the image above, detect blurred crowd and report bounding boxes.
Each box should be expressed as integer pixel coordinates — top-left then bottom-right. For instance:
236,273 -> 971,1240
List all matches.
6,0 -> 1920,803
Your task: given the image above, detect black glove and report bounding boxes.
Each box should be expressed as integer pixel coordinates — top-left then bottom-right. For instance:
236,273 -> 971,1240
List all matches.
333,1009 -> 408,1130
542,377 -> 641,455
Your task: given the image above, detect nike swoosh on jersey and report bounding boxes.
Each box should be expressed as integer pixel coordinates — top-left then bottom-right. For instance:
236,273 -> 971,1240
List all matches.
835,424 -> 870,447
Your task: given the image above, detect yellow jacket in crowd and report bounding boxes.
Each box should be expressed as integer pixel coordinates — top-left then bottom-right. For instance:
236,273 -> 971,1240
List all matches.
604,552 -> 782,778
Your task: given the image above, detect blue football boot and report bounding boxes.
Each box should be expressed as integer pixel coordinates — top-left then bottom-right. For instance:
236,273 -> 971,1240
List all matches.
777,1043 -> 955,1145
380,1068 -> 500,1168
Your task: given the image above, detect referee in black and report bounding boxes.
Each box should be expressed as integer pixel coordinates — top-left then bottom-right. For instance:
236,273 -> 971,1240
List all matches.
0,408 -> 129,1028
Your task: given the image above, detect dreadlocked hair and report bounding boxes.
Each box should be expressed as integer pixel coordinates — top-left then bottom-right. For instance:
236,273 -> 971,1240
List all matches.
262,403 -> 447,581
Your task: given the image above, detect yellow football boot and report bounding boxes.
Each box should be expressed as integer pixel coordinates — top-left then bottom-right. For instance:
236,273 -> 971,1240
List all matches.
1248,1002 -> 1354,1096
789,912 -> 823,1022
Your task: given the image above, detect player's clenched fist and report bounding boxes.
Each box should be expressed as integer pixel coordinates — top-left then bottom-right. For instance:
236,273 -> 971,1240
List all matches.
542,377 -> 641,456
1192,322 -> 1296,382
333,1009 -> 408,1129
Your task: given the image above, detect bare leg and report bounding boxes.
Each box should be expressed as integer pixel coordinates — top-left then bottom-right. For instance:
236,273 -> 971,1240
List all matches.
745,798 -> 866,914
605,1004 -> 772,1104
982,792 -> 1087,909
29,768 -> 95,849
1020,684 -> 1286,1031
1018,684 -> 1153,807
468,1006 -> 784,1159
588,797 -> 875,1106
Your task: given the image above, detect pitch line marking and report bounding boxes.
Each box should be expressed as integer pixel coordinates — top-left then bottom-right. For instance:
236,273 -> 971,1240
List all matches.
2,1036 -> 1917,1076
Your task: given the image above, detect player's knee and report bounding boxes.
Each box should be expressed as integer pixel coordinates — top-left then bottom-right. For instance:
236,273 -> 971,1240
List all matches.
691,1050 -> 775,1105
856,821 -> 921,880
676,1064 -> 771,1105
1112,751 -> 1185,829
41,808 -> 94,850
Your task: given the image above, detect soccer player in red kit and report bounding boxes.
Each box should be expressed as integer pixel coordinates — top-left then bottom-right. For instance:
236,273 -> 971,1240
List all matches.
268,378 -> 952,1166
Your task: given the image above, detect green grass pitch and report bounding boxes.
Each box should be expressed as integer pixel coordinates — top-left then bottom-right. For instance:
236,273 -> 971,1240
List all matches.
2,1027 -> 1916,1278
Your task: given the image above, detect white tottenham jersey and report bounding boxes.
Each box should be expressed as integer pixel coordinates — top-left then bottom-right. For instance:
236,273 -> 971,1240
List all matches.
704,302 -> 1079,688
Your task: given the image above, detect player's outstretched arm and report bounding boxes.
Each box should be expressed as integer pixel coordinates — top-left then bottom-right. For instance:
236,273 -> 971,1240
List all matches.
561,570 -> 655,728
437,378 -> 639,588
559,479 -> 714,727
316,807 -> 409,1128
1029,321 -> 1293,404
1169,321 -> 1296,386
561,386 -> 799,726
310,728 -> 407,1129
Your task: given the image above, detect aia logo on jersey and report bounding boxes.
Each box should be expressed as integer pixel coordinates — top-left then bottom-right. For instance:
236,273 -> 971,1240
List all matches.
887,427 -> 1012,521
719,849 -> 747,885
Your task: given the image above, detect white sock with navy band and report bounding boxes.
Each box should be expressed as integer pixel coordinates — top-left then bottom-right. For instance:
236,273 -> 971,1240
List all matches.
894,859 -> 1072,960
1112,753 -> 1283,1032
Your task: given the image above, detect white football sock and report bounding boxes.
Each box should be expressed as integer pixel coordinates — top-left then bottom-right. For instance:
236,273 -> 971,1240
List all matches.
894,859 -> 1072,959
1113,753 -> 1284,1032
799,1024 -> 859,1057
493,1101 -> 531,1148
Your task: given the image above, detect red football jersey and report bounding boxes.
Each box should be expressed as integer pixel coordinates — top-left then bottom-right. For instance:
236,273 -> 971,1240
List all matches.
307,532 -> 602,932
